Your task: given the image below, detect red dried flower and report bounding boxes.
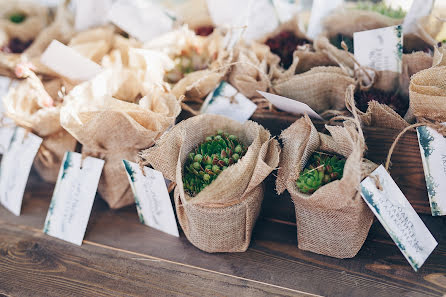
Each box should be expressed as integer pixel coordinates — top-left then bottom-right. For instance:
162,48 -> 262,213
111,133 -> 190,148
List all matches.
355,89 -> 409,117
265,30 -> 309,69
195,26 -> 215,37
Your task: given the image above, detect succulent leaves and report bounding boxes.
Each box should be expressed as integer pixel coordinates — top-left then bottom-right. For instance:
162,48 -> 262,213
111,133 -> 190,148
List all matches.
183,130 -> 247,196
296,152 -> 346,194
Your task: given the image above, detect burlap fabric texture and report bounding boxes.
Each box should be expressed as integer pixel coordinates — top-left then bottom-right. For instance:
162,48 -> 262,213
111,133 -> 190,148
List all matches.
0,0 -> 49,76
60,67 -> 181,209
3,71 -> 76,183
409,46 -> 446,122
139,114 -> 280,253
276,113 -> 376,258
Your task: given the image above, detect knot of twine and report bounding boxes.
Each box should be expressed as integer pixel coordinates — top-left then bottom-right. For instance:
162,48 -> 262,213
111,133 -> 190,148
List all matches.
385,119 -> 446,171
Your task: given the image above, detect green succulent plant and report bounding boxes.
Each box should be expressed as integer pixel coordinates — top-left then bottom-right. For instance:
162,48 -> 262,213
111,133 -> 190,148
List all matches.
183,130 -> 247,196
355,2 -> 406,19
296,152 -> 346,194
9,12 -> 27,24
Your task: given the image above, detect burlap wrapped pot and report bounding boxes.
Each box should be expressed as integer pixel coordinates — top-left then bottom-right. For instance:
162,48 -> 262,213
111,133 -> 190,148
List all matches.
276,114 -> 376,258
139,114 -> 280,253
409,46 -> 446,122
60,67 -> 181,209
3,71 -> 76,183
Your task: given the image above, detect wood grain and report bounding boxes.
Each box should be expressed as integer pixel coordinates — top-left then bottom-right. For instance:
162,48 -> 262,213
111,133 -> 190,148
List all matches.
1,173 -> 445,297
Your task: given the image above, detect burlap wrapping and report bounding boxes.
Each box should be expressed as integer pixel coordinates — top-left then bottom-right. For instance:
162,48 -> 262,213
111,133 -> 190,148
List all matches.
68,26 -> 116,64
172,0 -> 213,30
0,0 -> 49,76
405,14 -> 443,53
273,66 -> 355,113
3,72 -> 76,183
409,47 -> 446,122
276,114 -> 375,258
61,67 -> 181,209
145,26 -> 229,101
139,114 -> 280,253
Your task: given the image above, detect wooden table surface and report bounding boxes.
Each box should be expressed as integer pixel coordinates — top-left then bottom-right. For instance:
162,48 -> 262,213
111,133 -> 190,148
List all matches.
0,172 -> 445,297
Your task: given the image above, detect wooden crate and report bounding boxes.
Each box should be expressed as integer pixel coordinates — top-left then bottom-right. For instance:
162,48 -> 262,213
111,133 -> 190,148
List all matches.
251,111 -> 430,224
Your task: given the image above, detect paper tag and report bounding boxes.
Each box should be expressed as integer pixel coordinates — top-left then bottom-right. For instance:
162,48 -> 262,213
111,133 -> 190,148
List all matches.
0,76 -> 16,154
271,0 -> 300,24
200,81 -> 257,123
40,40 -> 102,82
417,125 -> 446,216
43,152 -> 104,245
403,0 -> 434,34
74,0 -> 113,31
0,128 -> 42,216
354,25 -> 403,73
108,0 -> 174,43
360,165 -> 438,271
257,91 -> 323,120
306,0 -> 343,40
123,160 -> 179,237
207,0 -> 279,42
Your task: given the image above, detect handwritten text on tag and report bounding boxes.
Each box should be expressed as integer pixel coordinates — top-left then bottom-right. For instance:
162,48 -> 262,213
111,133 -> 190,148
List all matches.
123,160 -> 179,237
43,152 -> 104,245
0,127 -> 42,216
360,165 -> 438,271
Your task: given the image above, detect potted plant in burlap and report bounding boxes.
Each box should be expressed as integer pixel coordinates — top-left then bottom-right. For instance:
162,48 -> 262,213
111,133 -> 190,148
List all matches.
276,111 -> 377,258
138,114 -> 280,253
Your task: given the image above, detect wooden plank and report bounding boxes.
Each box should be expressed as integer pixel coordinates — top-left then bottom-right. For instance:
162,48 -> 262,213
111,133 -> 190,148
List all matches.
0,222 -> 312,297
1,173 -> 445,297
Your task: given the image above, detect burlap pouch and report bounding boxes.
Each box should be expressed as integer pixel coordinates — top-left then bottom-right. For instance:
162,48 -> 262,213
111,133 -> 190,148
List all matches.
0,0 -> 49,76
3,71 -> 76,183
61,67 -> 181,209
276,114 -> 375,258
138,114 -> 280,253
409,47 -> 446,122
273,66 -> 355,113
145,26 -> 229,102
68,26 -> 116,64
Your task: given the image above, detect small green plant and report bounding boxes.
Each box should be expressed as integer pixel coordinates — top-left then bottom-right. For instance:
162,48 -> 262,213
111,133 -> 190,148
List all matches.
355,2 -> 406,19
183,131 -> 247,196
9,12 -> 27,24
296,152 -> 346,194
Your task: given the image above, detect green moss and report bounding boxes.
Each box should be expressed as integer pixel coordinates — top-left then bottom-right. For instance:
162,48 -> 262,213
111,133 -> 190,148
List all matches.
355,2 -> 406,19
9,12 -> 26,24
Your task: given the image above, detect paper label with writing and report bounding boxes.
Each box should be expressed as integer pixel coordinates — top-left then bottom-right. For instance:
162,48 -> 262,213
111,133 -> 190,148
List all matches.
360,165 -> 438,271
43,152 -> 104,245
257,91 -> 323,120
41,40 -> 102,83
403,0 -> 434,34
201,81 -> 257,123
306,0 -> 343,39
74,0 -> 113,31
108,0 -> 174,43
123,160 -> 179,237
0,76 -> 16,154
354,25 -> 403,73
417,125 -> 446,216
0,127 -> 42,216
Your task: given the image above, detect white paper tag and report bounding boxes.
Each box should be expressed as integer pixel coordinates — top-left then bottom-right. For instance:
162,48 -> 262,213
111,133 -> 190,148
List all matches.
306,0 -> 343,40
360,165 -> 438,271
403,0 -> 434,35
40,40 -> 102,83
206,0 -> 279,42
257,91 -> 323,120
417,125 -> 446,216
201,81 -> 257,123
354,25 -> 403,74
0,76 -> 16,154
0,127 -> 42,216
74,0 -> 113,31
123,160 -> 179,237
108,0 -> 174,43
43,152 -> 104,245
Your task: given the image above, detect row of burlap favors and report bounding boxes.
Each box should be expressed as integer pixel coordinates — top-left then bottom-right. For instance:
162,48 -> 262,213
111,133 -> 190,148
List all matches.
138,114 -> 280,253
60,48 -> 181,209
276,113 -> 377,258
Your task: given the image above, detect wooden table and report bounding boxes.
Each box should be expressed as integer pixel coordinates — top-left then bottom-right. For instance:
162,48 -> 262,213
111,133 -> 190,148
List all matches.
0,172 -> 445,297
